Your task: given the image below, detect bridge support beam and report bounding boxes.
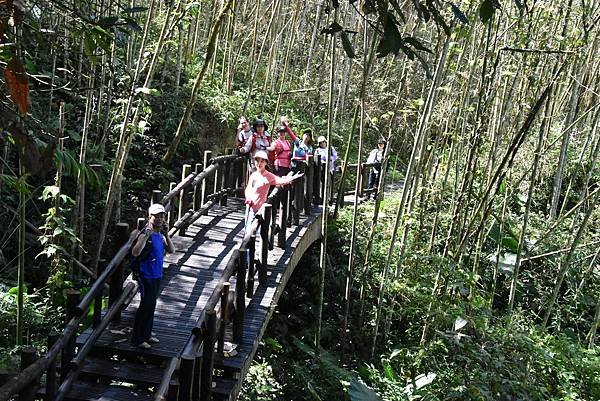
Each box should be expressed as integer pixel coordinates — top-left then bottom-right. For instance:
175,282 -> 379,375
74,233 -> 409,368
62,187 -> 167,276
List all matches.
60,290 -> 80,384
234,249 -> 246,344
179,164 -> 192,236
304,156 -> 314,215
278,188 -> 289,248
193,163 -> 203,211
178,356 -> 194,401
200,310 -> 217,401
260,205 -> 271,285
202,151 -> 213,206
109,222 -> 129,321
18,347 -> 37,401
247,235 -> 256,298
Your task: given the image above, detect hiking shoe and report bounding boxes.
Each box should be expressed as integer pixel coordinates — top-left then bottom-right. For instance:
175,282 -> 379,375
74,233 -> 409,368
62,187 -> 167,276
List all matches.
148,336 -> 160,344
137,342 -> 151,349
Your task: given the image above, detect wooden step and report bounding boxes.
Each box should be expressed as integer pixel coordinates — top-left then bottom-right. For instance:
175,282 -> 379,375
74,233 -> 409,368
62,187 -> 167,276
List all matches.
79,356 -> 166,386
211,376 -> 237,401
39,380 -> 154,401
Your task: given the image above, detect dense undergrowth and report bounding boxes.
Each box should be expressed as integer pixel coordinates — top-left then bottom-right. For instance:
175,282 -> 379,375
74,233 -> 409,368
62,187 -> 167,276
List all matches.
240,191 -> 600,400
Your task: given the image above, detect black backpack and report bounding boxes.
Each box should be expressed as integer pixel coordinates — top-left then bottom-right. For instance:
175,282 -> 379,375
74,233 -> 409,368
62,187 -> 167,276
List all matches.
127,228 -> 153,278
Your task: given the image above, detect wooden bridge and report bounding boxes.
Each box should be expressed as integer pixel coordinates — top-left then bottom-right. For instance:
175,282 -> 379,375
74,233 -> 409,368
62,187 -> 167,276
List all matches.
0,150 -> 381,401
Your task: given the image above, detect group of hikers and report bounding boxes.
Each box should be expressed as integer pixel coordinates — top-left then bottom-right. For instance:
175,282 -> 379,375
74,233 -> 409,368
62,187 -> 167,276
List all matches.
129,116 -> 387,350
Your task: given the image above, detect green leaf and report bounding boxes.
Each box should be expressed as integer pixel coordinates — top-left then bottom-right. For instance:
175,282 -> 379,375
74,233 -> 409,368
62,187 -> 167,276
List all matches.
341,31 -> 356,58
450,3 -> 469,24
67,129 -> 81,141
122,17 -> 142,32
321,21 -> 343,35
389,348 -> 402,359
382,361 -> 396,380
292,336 -> 316,357
403,36 -> 432,53
501,236 -> 519,253
83,34 -> 98,64
376,13 -> 402,57
98,16 -> 119,28
479,0 -> 500,23
41,185 -> 60,201
388,0 -> 406,22
135,87 -> 152,95
348,379 -> 382,401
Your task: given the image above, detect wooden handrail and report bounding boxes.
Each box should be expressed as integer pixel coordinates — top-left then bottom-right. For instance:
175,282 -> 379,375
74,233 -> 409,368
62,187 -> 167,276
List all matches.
1,151 -> 248,401
75,231 -> 138,315
53,282 -> 137,401
161,172 -> 197,205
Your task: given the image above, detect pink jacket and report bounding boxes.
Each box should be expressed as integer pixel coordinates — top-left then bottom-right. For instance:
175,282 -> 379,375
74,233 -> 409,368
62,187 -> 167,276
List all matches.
272,123 -> 299,169
245,170 -> 292,212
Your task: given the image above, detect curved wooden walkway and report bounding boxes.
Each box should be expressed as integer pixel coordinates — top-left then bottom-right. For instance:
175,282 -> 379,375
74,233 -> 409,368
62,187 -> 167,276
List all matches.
0,151 -> 385,401
71,198 -> 322,401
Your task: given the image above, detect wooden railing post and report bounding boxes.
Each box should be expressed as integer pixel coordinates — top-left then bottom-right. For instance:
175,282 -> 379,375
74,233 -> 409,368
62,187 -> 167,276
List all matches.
269,199 -> 277,251
168,182 -> 177,227
228,154 -> 238,194
217,283 -> 230,353
202,151 -> 213,204
233,249 -> 246,343
360,163 -> 369,197
278,188 -> 289,248
19,347 -> 37,401
193,163 -> 203,210
238,155 -> 247,196
178,356 -> 194,401
168,382 -> 179,401
92,265 -> 104,328
60,289 -> 79,383
259,205 -> 271,285
221,152 -> 231,206
179,164 -> 192,235
314,155 -> 321,205
200,310 -> 217,401
294,163 -> 305,224
45,333 -> 59,400
109,222 -> 129,321
305,156 -> 314,214
151,189 -> 162,205
246,234 -> 256,298
213,159 -> 222,195
192,352 -> 202,401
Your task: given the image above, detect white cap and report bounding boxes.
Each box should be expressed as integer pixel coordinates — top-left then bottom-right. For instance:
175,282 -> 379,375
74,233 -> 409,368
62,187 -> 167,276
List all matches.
254,150 -> 269,161
317,136 -> 327,143
148,203 -> 166,215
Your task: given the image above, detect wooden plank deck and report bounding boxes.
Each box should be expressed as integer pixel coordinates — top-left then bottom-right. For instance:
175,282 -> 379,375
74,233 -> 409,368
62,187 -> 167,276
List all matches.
79,201 -> 247,359
70,197 -> 322,401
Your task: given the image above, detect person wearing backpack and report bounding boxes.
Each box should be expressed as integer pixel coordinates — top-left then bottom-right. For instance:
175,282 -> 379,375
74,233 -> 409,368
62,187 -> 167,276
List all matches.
238,118 -> 272,172
365,138 -> 386,200
236,116 -> 252,149
130,203 -> 175,349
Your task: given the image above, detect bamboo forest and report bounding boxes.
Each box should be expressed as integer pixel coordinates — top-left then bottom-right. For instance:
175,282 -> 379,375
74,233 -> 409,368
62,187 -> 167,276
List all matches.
1,0 -> 600,399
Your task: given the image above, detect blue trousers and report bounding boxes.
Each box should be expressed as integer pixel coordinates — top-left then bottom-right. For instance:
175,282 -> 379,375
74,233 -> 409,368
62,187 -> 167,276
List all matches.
131,276 -> 161,345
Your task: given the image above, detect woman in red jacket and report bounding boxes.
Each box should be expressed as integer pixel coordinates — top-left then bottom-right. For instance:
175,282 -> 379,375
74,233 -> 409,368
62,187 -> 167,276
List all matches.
267,117 -> 300,177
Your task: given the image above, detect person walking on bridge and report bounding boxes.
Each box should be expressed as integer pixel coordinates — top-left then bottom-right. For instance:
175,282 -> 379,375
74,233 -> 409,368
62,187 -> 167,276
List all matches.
366,138 -> 386,199
244,150 -> 298,232
131,204 -> 175,349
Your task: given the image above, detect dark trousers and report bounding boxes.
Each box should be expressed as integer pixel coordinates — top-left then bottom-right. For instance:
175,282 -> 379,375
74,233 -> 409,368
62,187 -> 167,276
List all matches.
132,276 -> 161,345
368,170 -> 380,190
